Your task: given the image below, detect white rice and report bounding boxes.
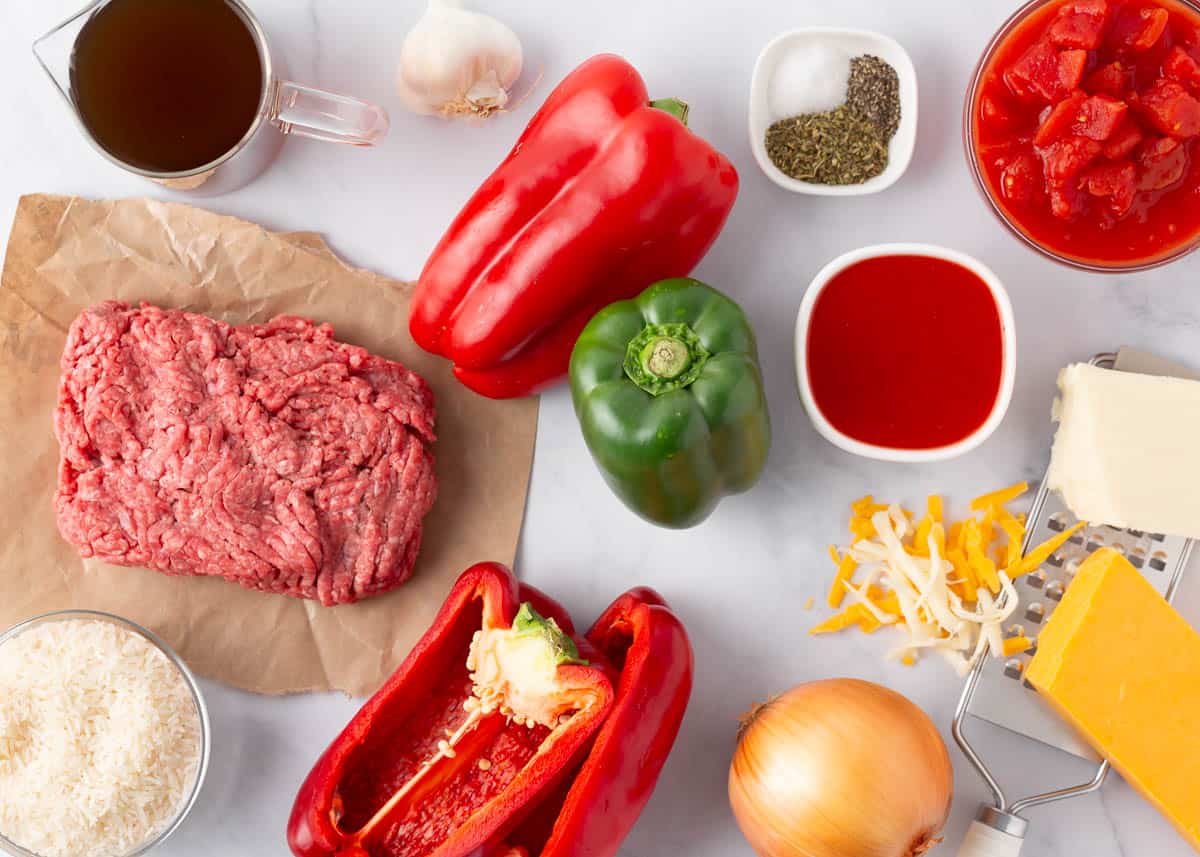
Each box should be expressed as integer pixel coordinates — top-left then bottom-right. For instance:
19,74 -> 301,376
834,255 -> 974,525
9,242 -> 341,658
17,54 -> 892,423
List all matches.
0,618 -> 202,857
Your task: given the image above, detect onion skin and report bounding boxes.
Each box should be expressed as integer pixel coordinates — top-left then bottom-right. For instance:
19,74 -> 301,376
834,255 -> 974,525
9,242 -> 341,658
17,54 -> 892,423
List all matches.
728,679 -> 953,857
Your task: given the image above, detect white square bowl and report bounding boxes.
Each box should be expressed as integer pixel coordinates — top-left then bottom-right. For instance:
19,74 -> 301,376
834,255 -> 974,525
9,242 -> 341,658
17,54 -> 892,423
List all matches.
748,28 -> 918,196
794,243 -> 1016,462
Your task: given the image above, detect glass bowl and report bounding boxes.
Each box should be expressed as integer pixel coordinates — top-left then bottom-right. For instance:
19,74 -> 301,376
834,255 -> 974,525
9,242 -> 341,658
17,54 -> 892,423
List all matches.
964,0 -> 1200,272
0,610 -> 211,857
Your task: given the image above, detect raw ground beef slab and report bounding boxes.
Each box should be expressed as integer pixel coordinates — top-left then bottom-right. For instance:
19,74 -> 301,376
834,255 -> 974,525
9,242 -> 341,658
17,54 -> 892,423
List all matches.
53,301 -> 438,606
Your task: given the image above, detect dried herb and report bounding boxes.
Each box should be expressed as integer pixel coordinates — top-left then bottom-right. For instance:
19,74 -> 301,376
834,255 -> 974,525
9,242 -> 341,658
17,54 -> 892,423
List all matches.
764,106 -> 889,185
846,55 -> 901,140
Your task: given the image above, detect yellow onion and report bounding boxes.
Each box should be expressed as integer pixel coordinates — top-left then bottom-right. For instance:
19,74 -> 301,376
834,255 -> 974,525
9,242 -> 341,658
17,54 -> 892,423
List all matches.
729,678 -> 953,857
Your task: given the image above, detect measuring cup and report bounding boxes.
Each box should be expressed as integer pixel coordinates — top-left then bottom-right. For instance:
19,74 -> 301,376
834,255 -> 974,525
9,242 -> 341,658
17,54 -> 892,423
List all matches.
32,0 -> 389,195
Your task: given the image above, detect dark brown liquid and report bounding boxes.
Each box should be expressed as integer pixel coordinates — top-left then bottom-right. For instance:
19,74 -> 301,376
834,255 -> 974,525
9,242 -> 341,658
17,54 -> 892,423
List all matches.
70,0 -> 264,173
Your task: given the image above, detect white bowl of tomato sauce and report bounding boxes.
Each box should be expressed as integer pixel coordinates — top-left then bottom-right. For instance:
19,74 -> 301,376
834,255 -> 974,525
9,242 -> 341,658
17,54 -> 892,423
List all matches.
968,0 -> 1200,271
795,244 -> 1016,463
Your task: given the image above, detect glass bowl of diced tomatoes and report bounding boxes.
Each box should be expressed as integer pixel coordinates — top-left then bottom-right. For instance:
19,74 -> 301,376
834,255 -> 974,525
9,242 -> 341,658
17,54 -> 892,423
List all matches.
967,0 -> 1200,271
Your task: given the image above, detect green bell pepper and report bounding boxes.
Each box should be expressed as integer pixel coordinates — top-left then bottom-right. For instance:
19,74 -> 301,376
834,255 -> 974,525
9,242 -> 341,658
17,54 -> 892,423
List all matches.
569,278 -> 771,529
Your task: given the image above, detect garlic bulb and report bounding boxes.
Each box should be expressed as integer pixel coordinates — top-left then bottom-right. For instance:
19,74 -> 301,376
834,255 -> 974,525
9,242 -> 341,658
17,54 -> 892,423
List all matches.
397,0 -> 523,119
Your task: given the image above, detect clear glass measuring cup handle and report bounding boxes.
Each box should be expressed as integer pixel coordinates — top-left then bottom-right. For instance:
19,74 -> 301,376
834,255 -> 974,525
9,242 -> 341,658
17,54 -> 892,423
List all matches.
271,80 -> 389,146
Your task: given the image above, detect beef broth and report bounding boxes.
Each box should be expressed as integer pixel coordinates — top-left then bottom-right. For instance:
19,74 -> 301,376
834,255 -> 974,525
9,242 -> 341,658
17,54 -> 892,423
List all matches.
70,0 -> 264,173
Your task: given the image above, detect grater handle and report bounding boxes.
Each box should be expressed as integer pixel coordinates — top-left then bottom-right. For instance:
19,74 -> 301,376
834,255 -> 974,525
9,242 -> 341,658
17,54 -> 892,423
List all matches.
955,820 -> 1024,857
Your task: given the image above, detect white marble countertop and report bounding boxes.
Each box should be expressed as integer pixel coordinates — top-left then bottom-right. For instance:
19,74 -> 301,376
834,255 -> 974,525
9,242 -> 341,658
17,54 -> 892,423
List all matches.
3,1 -> 1198,855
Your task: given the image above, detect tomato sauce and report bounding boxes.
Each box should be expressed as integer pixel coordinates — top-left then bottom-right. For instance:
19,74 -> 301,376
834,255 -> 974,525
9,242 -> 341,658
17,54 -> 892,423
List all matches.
806,255 -> 1004,450
972,0 -> 1200,266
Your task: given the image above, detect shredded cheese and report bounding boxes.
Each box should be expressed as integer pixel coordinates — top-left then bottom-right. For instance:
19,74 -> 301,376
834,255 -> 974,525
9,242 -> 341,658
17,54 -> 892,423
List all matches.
994,507 -> 1026,567
1003,636 -> 1032,656
812,483 -> 1081,675
1012,522 -> 1085,576
928,494 -> 944,524
0,619 -> 202,857
827,549 -> 857,608
971,481 -> 1029,511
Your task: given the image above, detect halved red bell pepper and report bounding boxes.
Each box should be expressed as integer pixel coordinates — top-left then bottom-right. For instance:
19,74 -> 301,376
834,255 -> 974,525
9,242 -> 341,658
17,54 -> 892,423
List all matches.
410,53 -> 739,399
499,587 -> 694,857
287,563 -> 614,857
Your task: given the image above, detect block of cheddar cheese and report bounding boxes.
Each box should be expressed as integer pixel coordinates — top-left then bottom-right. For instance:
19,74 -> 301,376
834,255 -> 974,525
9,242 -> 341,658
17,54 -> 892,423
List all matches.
1026,548 -> 1200,850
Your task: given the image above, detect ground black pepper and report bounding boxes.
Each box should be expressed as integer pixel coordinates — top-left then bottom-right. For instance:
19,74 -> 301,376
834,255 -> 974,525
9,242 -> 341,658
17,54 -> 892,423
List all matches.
846,55 -> 901,140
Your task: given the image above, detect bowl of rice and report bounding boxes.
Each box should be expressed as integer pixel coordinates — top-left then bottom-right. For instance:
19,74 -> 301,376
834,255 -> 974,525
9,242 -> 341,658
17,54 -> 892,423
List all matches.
0,610 -> 210,857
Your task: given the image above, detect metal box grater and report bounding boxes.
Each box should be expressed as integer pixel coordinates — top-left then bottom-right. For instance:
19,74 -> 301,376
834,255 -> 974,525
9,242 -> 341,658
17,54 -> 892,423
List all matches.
950,350 -> 1196,857
965,478 -> 1191,760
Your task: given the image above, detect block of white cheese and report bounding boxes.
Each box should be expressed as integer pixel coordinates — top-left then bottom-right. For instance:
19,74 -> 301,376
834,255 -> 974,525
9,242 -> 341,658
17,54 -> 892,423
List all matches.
1048,362 -> 1200,538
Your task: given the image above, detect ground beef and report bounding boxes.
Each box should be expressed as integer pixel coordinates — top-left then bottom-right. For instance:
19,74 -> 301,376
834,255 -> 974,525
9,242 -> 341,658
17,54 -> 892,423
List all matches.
53,301 -> 437,606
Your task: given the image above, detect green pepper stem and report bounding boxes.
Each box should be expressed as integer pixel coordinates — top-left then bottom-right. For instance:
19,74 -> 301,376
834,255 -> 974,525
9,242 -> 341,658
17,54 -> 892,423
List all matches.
623,323 -> 709,396
513,603 -> 587,666
649,97 -> 690,126
643,337 -> 690,379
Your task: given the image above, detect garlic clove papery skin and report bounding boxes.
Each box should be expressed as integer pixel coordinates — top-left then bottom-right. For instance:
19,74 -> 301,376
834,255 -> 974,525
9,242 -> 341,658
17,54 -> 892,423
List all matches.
397,0 -> 523,119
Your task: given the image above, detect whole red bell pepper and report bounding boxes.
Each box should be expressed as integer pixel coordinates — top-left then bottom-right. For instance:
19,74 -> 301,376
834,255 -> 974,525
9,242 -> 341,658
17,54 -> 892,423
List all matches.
499,587 -> 694,857
410,53 -> 739,399
287,563 -> 614,857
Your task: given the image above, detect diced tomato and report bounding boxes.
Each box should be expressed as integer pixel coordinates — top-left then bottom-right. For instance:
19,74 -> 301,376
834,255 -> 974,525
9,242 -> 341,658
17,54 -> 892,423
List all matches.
1130,7 -> 1169,50
1084,161 -> 1136,195
1003,41 -> 1053,101
1084,61 -> 1130,97
1056,49 -> 1090,96
1135,78 -> 1200,137
1136,135 -> 1189,189
1102,118 -> 1145,158
980,93 -> 1018,130
1109,5 -> 1170,52
1073,94 -> 1129,139
1034,91 -> 1089,145
1005,41 -> 1089,101
1049,182 -> 1087,220
1000,153 -> 1042,203
1040,135 -> 1103,182
1061,0 -> 1110,14
1164,45 -> 1200,90
1082,161 -> 1138,216
1050,12 -> 1105,48
1074,0 -> 1110,13
1034,93 -> 1127,146
1113,182 -> 1137,217
1049,0 -> 1111,49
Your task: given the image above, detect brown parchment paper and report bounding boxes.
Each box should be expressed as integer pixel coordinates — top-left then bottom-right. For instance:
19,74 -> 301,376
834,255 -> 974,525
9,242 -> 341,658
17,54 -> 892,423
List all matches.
0,194 -> 538,697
